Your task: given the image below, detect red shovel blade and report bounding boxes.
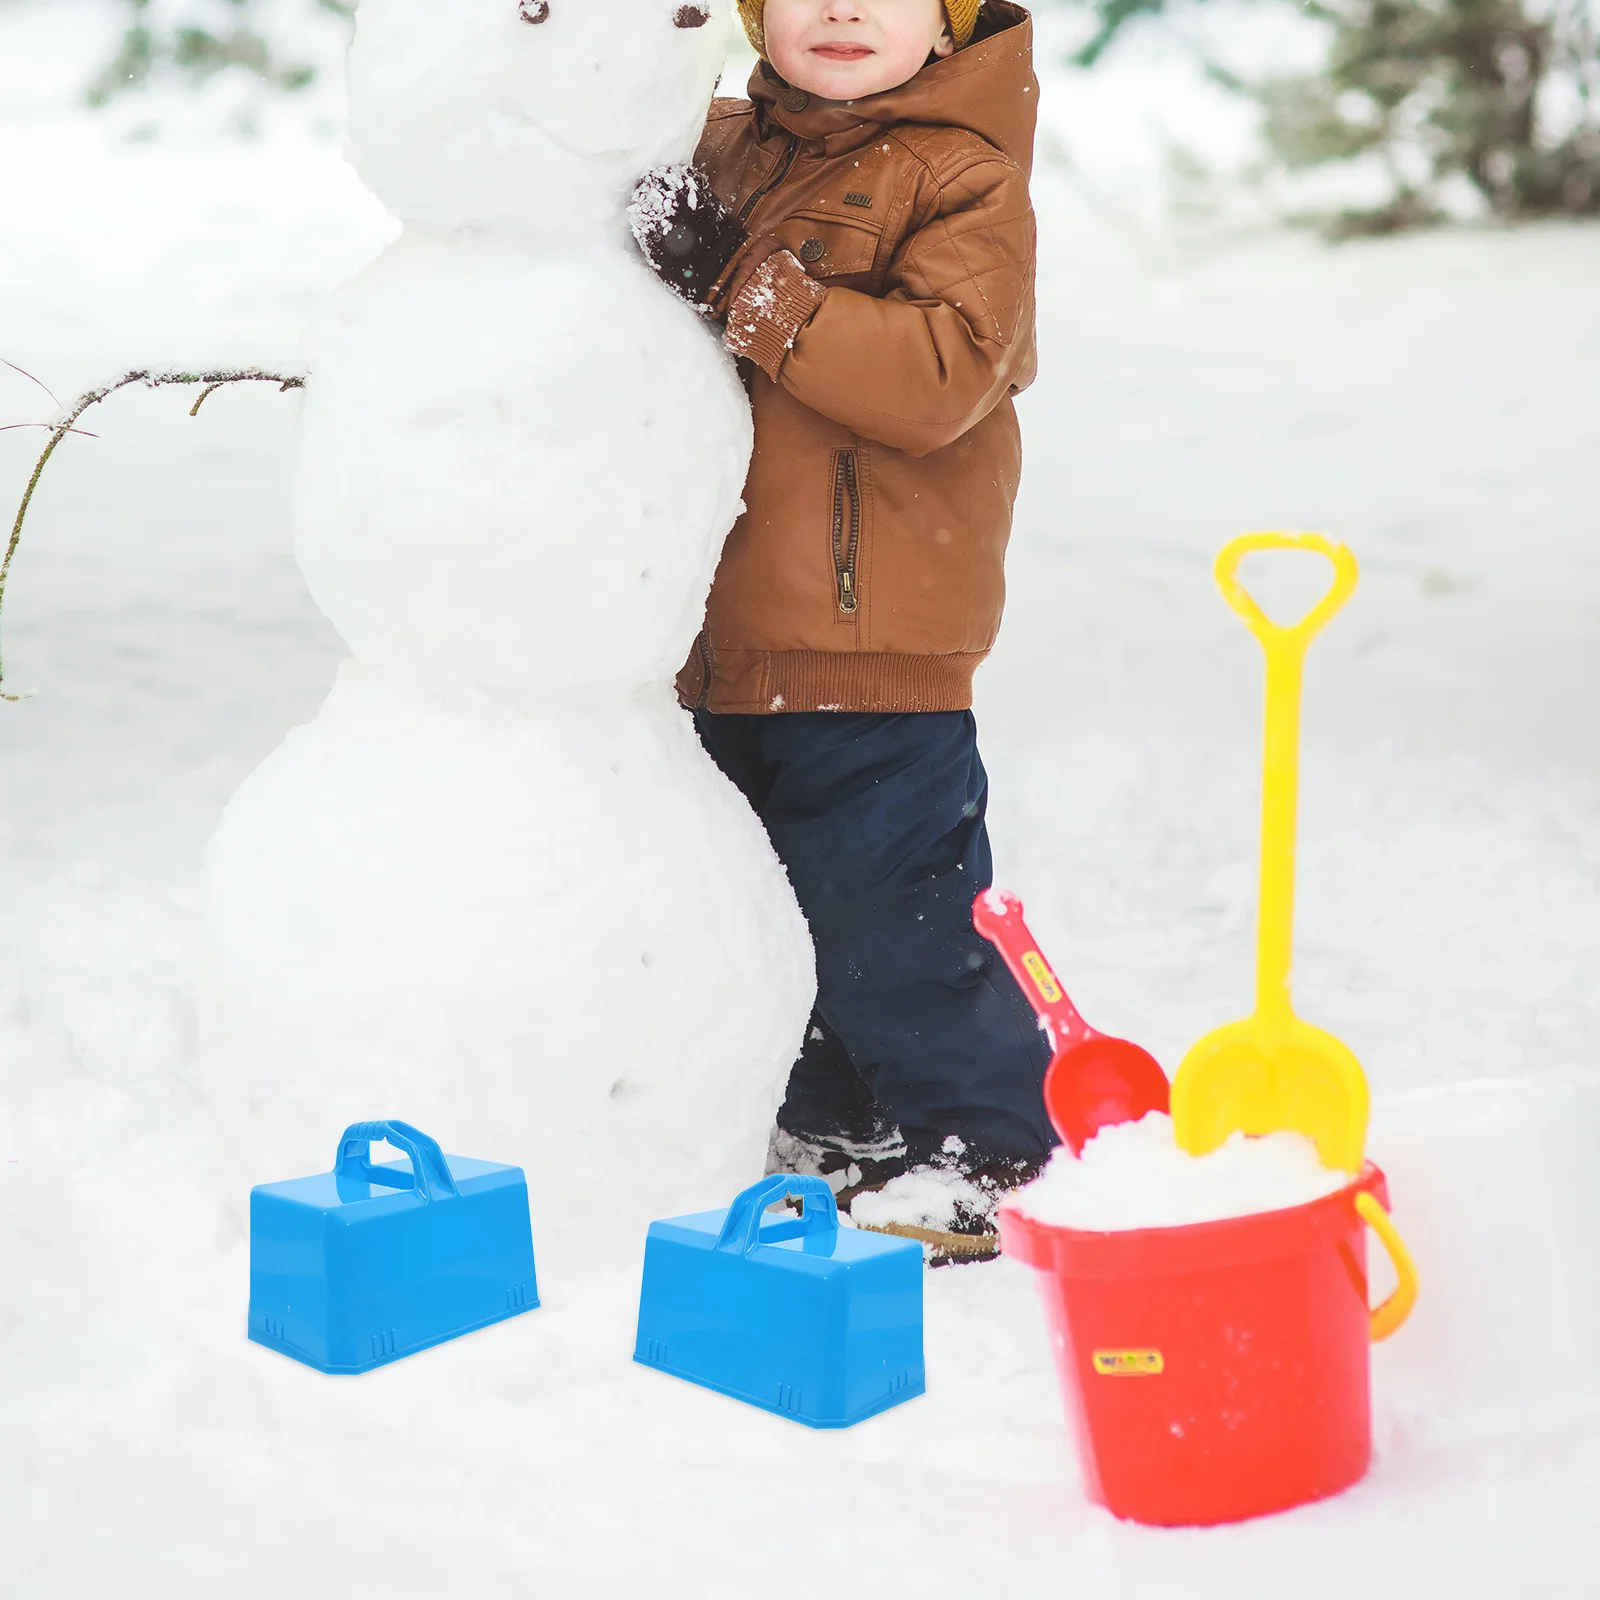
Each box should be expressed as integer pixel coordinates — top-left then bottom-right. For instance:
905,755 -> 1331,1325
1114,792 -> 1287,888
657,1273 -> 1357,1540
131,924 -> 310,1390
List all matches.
974,888 -> 1170,1154
1042,1038 -> 1170,1155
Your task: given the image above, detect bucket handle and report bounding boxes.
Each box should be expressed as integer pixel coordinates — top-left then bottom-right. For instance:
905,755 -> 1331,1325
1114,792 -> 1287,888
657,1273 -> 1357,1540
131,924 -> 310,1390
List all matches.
334,1120 -> 459,1203
1355,1190 -> 1418,1342
715,1175 -> 839,1256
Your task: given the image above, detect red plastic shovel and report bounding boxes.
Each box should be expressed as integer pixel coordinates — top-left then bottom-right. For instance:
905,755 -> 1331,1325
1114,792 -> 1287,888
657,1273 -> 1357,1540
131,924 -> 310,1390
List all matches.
973,888 -> 1170,1153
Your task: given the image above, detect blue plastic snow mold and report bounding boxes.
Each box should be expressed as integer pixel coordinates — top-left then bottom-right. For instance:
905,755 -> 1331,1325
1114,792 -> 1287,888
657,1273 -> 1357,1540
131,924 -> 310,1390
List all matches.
633,1174 -> 925,1428
248,1120 -> 539,1375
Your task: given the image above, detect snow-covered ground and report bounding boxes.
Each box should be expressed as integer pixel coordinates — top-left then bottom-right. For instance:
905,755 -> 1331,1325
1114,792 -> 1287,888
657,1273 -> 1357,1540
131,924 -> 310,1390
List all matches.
2,2 -> 1597,1593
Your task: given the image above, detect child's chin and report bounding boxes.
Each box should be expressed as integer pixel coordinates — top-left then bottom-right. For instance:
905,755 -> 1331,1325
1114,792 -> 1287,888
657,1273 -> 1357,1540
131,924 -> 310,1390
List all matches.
794,59 -> 900,99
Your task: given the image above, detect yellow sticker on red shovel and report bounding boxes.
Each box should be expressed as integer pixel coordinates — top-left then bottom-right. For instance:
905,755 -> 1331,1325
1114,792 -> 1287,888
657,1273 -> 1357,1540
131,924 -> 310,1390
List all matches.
1021,951 -> 1063,1005
1092,1349 -> 1164,1376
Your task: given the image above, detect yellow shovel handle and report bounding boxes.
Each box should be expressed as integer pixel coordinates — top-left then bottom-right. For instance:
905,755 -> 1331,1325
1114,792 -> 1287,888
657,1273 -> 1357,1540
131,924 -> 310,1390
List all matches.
1355,1190 -> 1419,1342
1214,531 -> 1359,651
1215,531 -> 1359,1024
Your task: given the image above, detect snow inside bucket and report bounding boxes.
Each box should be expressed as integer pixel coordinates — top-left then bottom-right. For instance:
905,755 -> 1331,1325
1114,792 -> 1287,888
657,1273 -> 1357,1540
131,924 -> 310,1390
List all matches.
1012,1112 -> 1348,1232
999,1114 -> 1416,1526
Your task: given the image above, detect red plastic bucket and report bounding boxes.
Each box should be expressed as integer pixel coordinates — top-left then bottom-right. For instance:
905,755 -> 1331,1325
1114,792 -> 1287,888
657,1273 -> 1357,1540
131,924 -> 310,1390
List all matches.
997,1161 -> 1417,1526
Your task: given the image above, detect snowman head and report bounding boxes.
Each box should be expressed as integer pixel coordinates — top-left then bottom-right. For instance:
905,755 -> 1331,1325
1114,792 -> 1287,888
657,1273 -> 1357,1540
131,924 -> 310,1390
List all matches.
346,0 -> 725,234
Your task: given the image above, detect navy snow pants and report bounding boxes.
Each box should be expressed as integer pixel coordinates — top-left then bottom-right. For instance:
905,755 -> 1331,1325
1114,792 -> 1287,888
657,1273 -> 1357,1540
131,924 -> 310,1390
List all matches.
694,709 -> 1056,1166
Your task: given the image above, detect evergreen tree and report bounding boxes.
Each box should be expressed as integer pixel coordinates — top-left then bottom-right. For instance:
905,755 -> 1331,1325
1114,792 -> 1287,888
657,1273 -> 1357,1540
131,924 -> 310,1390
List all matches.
89,0 -> 354,107
1067,0 -> 1600,232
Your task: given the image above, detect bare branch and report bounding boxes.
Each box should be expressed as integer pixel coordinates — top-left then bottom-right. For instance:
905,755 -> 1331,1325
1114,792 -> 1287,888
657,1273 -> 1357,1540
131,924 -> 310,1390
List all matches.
1,367 -> 307,700
189,382 -> 229,416
2,358 -> 61,410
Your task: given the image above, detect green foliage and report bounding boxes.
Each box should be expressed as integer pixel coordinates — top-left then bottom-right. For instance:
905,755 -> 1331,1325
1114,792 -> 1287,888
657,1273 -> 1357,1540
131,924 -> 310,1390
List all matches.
88,0 -> 355,107
1264,0 -> 1600,231
1065,0 -> 1600,231
1071,0 -> 1174,66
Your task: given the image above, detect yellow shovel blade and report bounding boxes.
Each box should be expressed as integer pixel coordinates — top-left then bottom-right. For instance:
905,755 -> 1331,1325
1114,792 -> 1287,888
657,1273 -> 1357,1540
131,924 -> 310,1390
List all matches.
1171,1014 -> 1369,1174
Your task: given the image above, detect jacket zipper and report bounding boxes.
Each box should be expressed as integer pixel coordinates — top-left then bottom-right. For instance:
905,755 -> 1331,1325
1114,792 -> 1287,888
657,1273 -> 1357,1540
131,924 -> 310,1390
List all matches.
737,133 -> 800,228
832,450 -> 861,614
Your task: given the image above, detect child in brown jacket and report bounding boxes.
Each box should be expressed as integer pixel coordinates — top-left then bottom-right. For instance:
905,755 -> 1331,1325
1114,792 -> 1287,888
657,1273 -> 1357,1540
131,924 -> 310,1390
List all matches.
633,0 -> 1051,1261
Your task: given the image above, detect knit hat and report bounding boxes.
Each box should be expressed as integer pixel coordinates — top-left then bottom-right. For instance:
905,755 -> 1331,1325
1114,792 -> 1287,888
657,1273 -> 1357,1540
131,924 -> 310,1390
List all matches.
737,0 -> 982,58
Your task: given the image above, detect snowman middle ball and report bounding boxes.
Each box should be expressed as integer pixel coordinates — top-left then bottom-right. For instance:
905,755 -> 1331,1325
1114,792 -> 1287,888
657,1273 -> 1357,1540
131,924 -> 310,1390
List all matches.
294,234 -> 750,701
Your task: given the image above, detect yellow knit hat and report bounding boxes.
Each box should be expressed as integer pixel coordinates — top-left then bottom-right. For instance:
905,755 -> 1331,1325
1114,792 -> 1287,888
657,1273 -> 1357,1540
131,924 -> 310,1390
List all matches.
737,0 -> 981,58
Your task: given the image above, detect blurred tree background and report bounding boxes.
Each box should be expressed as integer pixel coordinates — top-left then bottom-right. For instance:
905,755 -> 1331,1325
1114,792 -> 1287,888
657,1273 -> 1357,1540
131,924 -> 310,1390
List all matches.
90,0 -> 354,106
1072,0 -> 1600,233
87,0 -> 1600,232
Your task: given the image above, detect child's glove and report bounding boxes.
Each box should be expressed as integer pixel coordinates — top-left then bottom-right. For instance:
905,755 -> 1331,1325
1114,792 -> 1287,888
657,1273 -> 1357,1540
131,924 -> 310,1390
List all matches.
629,165 -> 748,312
629,164 -> 828,376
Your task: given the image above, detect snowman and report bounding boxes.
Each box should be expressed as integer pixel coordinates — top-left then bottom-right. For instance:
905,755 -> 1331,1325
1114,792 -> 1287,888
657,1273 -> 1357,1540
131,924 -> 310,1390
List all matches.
200,0 -> 815,1248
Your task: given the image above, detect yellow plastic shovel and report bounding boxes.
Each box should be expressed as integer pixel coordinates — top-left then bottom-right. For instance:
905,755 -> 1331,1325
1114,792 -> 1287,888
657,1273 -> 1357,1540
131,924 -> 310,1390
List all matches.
1171,531 -> 1369,1174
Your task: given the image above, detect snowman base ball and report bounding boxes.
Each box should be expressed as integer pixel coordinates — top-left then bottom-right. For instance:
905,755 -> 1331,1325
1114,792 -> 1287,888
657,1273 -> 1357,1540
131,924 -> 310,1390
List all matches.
199,0 -> 818,1244
203,666 -> 813,1239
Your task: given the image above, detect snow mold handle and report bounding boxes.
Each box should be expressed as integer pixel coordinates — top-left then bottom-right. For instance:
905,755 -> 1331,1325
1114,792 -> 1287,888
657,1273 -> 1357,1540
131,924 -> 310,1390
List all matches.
716,1175 -> 840,1255
334,1120 -> 460,1203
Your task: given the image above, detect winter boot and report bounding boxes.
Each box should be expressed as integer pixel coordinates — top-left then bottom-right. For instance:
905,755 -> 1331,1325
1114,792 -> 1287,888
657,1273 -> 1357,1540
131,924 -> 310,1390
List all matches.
764,1122 -> 909,1211
847,1138 -> 1046,1266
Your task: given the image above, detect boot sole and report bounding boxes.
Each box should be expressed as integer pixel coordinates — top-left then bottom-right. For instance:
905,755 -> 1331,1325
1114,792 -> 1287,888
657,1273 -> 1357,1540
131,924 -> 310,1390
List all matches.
853,1218 -> 1000,1267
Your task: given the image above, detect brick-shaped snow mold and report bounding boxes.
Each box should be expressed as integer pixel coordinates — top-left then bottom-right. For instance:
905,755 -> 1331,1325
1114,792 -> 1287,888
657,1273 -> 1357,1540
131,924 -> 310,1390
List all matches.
249,1120 -> 539,1374
634,1174 -> 925,1428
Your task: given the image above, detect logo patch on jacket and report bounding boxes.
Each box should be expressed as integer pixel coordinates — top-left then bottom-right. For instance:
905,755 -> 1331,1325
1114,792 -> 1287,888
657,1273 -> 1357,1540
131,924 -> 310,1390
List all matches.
842,192 -> 873,209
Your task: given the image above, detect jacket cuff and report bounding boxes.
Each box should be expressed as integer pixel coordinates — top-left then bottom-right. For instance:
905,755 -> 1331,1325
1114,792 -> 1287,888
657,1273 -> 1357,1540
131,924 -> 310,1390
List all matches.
722,250 -> 826,380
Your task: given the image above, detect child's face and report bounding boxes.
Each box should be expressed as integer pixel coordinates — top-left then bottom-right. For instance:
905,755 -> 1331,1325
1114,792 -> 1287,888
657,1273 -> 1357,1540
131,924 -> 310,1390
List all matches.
763,0 -> 954,102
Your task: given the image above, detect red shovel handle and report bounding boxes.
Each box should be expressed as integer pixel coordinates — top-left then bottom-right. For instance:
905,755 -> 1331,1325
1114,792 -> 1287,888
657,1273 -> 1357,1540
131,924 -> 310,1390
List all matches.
976,887 -> 1171,1154
973,888 -> 1093,1053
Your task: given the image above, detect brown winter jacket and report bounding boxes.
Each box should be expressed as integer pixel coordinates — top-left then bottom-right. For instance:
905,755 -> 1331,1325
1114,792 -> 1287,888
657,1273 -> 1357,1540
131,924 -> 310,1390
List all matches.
677,2 -> 1039,715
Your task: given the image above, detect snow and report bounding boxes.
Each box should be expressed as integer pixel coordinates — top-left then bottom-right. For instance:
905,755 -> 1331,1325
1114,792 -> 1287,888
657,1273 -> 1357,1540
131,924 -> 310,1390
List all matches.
1013,1113 -> 1348,1232
3,1 -> 1599,1593
628,161 -> 710,252
1368,1078 -> 1600,1420
851,1160 -> 990,1233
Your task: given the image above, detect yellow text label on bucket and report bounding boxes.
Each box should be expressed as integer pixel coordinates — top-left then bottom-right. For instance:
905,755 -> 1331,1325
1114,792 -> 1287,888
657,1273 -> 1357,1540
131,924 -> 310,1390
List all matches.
1093,1349 -> 1164,1376
1021,952 -> 1063,1005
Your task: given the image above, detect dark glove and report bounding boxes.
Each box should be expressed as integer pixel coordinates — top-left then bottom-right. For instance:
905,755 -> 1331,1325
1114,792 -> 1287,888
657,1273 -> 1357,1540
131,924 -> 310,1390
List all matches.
628,164 -> 748,313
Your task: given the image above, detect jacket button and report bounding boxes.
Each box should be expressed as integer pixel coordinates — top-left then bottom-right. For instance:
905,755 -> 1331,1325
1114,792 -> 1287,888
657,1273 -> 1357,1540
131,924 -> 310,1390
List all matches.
799,237 -> 826,263
781,88 -> 810,112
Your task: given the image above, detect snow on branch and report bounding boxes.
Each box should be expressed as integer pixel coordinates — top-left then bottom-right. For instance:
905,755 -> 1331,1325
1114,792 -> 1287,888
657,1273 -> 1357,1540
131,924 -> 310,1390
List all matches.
1,367 -> 306,702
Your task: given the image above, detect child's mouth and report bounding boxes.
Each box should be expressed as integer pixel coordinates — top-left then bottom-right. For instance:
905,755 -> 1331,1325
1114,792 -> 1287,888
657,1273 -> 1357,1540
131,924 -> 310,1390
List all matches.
811,44 -> 874,61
